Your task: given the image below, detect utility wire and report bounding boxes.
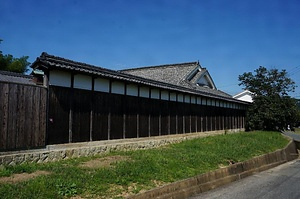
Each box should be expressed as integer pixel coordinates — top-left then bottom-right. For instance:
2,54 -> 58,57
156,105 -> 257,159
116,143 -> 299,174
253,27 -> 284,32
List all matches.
288,65 -> 300,76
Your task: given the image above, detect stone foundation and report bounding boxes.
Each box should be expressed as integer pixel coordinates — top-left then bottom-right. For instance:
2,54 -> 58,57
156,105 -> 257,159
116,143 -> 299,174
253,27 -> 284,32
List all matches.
0,129 -> 242,166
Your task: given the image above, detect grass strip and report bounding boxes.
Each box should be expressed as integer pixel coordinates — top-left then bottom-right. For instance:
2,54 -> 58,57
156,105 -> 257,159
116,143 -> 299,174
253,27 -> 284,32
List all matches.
0,131 -> 289,199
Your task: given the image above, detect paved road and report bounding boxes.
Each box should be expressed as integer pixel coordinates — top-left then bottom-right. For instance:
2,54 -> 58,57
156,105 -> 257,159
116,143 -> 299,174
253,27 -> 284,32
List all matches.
282,131 -> 300,141
189,159 -> 300,199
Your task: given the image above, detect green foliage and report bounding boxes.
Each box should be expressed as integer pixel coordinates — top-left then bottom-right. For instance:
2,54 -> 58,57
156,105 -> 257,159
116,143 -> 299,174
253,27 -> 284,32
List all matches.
0,39 -> 30,74
239,66 -> 300,131
56,181 -> 77,197
296,99 -> 300,110
238,66 -> 295,96
245,95 -> 300,131
0,132 -> 289,198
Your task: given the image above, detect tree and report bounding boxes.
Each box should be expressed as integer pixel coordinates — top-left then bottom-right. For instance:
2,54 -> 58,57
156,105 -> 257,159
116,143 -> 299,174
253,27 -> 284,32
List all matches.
0,39 -> 30,74
239,66 -> 300,131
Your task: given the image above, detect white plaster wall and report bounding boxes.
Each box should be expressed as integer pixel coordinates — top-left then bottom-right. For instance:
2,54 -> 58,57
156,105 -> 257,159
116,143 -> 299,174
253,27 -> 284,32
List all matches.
191,96 -> 196,104
198,74 -> 213,88
139,87 -> 149,98
74,74 -> 92,90
111,81 -> 125,94
94,78 -> 110,93
202,98 -> 206,105
220,101 -> 224,107
49,70 -> 71,87
177,94 -> 184,102
207,99 -> 211,106
196,97 -> 201,104
161,90 -> 169,100
237,95 -> 253,103
184,95 -> 190,103
211,99 -> 215,106
225,102 -> 228,108
198,76 -> 208,86
127,84 -> 138,96
151,88 -> 160,99
170,93 -> 177,101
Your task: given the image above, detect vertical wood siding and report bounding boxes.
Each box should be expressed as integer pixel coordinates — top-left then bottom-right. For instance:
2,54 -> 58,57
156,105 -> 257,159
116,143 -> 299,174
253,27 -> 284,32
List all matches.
47,85 -> 246,145
48,86 -> 70,144
0,82 -> 47,151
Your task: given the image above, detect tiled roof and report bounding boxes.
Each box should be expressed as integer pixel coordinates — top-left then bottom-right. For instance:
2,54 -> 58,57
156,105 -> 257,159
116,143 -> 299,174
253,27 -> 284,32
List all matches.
121,62 -> 198,86
0,70 -> 35,85
121,62 -> 230,98
31,52 -> 245,103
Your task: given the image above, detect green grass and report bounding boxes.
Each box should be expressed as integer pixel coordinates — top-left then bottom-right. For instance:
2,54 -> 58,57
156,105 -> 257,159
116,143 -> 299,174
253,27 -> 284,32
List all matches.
0,131 -> 289,199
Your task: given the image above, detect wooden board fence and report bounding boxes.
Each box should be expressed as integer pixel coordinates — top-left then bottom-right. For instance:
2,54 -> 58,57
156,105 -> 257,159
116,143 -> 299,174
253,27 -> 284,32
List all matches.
0,82 -> 47,151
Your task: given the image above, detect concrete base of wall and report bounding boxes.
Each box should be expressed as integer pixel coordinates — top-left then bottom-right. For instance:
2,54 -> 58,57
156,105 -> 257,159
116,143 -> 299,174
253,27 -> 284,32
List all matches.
129,140 -> 299,199
0,129 -> 242,166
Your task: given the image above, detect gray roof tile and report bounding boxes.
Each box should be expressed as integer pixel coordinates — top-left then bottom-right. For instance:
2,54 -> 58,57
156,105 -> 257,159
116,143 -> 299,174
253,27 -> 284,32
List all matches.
121,62 -> 198,86
0,70 -> 35,85
121,62 -> 231,98
31,52 -> 245,103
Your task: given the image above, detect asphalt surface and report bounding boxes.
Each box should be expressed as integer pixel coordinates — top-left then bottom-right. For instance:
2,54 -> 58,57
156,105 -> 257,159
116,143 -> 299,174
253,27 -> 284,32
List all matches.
282,131 -> 300,141
190,158 -> 300,199
190,131 -> 300,199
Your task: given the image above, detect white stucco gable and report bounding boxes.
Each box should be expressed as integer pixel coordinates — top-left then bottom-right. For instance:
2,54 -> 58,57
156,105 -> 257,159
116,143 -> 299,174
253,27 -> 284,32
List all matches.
196,71 -> 216,89
233,90 -> 254,103
185,65 -> 217,90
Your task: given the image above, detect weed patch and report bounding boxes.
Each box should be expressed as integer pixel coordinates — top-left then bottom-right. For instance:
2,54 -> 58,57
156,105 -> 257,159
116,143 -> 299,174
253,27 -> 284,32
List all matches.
0,131 -> 289,198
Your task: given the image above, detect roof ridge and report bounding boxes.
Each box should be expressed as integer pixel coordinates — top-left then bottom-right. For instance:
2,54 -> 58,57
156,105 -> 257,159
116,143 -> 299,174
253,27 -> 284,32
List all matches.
40,52 -> 105,69
120,61 -> 199,71
39,52 -> 123,75
32,53 -> 246,104
0,70 -> 32,79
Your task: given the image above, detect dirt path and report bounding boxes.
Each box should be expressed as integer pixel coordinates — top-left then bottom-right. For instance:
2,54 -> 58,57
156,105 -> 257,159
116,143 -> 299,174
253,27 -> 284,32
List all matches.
79,155 -> 130,169
0,171 -> 51,184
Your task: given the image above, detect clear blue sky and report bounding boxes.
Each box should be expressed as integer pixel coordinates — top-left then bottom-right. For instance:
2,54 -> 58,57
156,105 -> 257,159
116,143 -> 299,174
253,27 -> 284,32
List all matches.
1,0 -> 300,97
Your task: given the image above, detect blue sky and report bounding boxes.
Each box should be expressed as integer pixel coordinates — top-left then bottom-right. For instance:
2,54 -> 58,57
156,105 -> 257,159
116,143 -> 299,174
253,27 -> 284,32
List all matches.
1,0 -> 300,97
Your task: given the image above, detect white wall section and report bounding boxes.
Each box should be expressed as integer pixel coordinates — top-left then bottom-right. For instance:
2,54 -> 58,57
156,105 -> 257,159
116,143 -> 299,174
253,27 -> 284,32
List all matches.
111,81 -> 125,94
127,84 -> 138,96
184,95 -> 191,103
151,88 -> 160,99
191,96 -> 196,104
177,94 -> 184,102
161,90 -> 169,100
207,99 -> 211,106
139,87 -> 149,98
170,92 -> 177,101
74,74 -> 92,90
49,70 -> 71,87
197,97 -> 201,104
94,78 -> 110,93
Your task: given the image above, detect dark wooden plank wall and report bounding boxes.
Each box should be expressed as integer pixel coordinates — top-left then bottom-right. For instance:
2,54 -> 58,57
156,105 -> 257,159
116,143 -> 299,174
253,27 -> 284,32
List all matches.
92,92 -> 109,140
48,86 -> 70,144
48,86 -> 246,145
0,82 -> 47,151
